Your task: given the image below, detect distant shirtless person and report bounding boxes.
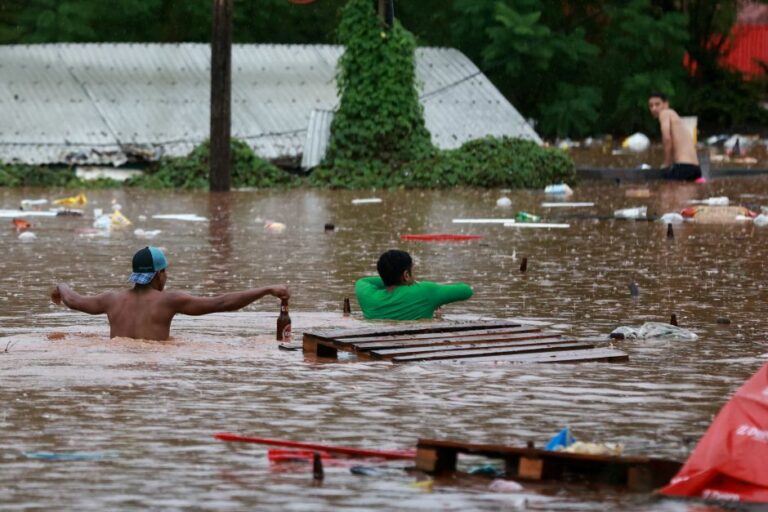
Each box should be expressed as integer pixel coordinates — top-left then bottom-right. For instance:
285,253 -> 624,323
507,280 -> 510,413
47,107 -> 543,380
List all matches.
51,246 -> 290,341
648,92 -> 701,181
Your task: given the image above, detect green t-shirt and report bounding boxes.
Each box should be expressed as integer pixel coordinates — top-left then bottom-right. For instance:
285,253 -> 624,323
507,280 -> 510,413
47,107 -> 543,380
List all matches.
355,276 -> 473,320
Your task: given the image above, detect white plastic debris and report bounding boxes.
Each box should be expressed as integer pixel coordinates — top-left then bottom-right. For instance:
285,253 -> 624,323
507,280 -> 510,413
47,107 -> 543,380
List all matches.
622,132 -> 650,152
488,479 -> 524,493
688,197 -> 729,206
453,218 -> 517,224
627,134 -> 650,151
610,322 -> 698,341
351,198 -> 382,205
18,231 -> 37,241
544,183 -> 573,196
265,222 -> 286,233
659,213 -> 684,224
152,214 -> 207,222
20,198 -> 48,209
639,163 -> 652,170
93,214 -> 112,230
496,197 -> 512,208
504,222 -> 570,229
562,442 -> 623,456
0,209 -> 57,218
614,206 -> 647,219
134,228 -> 162,239
541,202 -> 594,208
753,214 -> 768,227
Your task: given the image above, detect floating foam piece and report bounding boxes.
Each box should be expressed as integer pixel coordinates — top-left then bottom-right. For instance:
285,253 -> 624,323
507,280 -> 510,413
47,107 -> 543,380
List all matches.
541,202 -> 594,208
351,198 -> 382,205
18,231 -> 37,241
504,222 -> 570,229
452,218 -> 517,224
152,214 -> 207,222
0,209 -> 57,218
496,197 -> 512,208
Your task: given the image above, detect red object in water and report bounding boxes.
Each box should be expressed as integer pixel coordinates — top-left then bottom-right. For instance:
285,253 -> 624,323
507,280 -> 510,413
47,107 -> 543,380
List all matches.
399,234 -> 483,242
214,432 -> 416,460
658,363 -> 768,503
12,218 -> 31,231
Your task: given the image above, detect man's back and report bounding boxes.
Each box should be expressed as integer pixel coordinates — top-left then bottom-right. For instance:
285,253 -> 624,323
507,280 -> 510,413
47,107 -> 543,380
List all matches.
355,276 -> 473,320
106,288 -> 176,340
660,108 -> 698,165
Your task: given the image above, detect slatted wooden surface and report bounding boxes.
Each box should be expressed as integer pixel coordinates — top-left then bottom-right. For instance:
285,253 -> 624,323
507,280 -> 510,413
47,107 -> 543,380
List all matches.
302,321 -> 628,363
416,438 -> 681,491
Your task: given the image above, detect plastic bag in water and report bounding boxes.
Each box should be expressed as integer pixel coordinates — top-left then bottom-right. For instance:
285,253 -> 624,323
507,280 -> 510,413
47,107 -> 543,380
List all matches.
610,322 -> 698,341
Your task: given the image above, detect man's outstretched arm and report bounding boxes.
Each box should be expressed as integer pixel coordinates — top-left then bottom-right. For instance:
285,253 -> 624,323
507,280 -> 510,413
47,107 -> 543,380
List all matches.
169,285 -> 290,316
51,284 -> 113,315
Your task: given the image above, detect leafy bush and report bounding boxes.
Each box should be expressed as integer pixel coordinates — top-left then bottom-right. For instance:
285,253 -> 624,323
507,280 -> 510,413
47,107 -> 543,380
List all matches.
0,164 -> 121,188
324,0 -> 434,168
311,136 -> 575,189
126,138 -> 296,190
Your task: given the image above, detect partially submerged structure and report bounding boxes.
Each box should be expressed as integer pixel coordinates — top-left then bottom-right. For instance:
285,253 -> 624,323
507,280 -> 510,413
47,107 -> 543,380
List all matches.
0,44 -> 540,168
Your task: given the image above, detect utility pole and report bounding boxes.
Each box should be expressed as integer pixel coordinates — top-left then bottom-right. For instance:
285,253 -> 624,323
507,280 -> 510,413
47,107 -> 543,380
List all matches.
210,0 -> 233,192
376,0 -> 394,28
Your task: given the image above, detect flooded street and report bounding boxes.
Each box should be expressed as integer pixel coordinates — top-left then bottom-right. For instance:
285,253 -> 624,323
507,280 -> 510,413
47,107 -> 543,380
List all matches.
2,180 -> 768,511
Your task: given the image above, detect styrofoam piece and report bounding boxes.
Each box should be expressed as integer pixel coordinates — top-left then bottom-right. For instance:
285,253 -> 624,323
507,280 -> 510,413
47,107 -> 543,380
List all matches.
453,219 -> 517,224
152,214 -> 207,222
540,202 -> 594,208
351,198 -> 382,205
504,222 -> 570,229
0,209 -> 58,218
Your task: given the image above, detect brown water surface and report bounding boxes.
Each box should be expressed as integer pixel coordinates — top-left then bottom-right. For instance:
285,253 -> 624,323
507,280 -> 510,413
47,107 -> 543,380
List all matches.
2,180 -> 768,511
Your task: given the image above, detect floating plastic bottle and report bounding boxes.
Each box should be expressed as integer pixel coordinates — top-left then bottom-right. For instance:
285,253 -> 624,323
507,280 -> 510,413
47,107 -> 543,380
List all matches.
515,211 -> 540,223
614,206 -> 647,219
688,196 -> 729,206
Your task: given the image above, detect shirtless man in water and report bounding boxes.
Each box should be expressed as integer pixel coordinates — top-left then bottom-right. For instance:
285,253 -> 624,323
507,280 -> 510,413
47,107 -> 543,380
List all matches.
51,246 -> 290,341
648,92 -> 701,181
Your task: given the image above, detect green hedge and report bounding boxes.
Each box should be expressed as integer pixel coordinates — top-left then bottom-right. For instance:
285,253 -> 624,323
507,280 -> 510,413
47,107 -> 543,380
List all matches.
0,164 -> 121,188
126,138 -> 296,189
310,136 -> 575,189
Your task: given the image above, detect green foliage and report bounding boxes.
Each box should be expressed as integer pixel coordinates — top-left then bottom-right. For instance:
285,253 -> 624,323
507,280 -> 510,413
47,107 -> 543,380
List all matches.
324,0 -> 435,168
598,0 -> 689,133
126,139 -> 296,190
311,136 -> 575,189
0,164 -> 121,188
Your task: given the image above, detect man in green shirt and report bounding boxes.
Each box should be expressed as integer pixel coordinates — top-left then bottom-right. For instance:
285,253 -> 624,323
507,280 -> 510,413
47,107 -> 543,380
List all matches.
355,250 -> 473,320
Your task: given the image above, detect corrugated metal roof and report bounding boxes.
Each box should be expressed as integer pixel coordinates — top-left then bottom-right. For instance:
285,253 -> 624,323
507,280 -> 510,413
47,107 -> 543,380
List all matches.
301,109 -> 334,170
0,43 -> 540,166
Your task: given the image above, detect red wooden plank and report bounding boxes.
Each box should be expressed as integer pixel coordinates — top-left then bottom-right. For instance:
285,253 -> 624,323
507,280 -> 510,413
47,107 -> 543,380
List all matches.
214,433 -> 415,460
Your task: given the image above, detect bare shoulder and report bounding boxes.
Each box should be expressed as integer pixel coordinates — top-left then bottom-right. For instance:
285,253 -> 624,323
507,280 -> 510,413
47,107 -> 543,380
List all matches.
660,108 -> 679,121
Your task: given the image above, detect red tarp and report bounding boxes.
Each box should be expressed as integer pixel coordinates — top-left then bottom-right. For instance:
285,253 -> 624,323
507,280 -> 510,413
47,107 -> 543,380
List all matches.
658,363 -> 768,503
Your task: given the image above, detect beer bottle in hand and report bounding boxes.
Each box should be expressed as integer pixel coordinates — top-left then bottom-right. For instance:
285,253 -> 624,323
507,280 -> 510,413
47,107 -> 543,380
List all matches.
276,299 -> 292,342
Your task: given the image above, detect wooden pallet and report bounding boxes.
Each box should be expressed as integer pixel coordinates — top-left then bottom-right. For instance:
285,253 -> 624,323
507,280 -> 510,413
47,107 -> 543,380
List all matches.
302,321 -> 628,363
415,438 -> 681,491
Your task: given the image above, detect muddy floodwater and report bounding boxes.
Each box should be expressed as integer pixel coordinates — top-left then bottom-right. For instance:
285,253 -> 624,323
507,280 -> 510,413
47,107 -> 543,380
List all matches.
2,179 -> 768,511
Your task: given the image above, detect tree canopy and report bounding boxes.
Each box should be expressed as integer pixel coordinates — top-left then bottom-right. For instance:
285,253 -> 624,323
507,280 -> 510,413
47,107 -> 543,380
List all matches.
1,0 -> 765,136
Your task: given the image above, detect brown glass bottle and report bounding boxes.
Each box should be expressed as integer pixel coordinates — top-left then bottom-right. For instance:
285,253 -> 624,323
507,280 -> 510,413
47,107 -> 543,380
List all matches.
343,297 -> 351,317
276,299 -> 292,342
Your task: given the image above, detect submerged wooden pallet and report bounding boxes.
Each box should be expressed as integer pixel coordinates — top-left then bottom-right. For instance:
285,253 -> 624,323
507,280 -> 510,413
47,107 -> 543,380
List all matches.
302,321 -> 628,363
416,438 -> 681,491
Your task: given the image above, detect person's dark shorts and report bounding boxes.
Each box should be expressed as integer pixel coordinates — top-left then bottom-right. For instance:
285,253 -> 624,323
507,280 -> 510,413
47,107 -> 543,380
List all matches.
661,163 -> 702,181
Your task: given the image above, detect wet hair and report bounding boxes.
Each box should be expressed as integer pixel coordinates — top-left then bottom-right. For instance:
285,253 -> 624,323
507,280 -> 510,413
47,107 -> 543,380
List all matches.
377,250 -> 413,286
648,92 -> 668,102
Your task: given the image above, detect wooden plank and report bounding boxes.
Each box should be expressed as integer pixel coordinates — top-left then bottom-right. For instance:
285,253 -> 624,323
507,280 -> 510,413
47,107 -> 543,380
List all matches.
356,331 -> 565,351
335,325 -> 539,344
442,348 -> 629,364
302,333 -> 339,358
369,337 -> 581,359
306,320 -> 521,340
349,329 -> 557,350
391,342 -> 594,362
416,439 -> 681,486
415,446 -> 457,473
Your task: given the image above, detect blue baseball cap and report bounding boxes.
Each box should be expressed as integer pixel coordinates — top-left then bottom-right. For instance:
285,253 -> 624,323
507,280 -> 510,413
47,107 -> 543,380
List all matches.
128,246 -> 168,285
